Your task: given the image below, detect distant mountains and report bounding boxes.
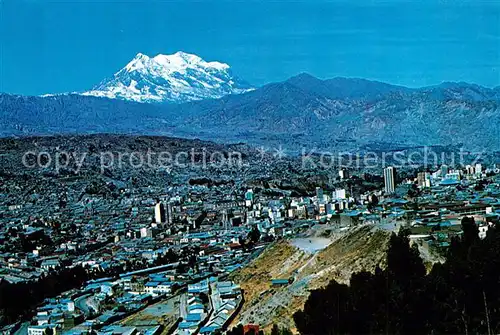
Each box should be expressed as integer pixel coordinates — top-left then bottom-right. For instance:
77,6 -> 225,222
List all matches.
82,51 -> 254,103
1,68 -> 500,151
163,74 -> 500,150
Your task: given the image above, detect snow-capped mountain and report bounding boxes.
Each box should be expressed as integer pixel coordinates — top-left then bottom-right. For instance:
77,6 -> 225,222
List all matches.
82,51 -> 254,103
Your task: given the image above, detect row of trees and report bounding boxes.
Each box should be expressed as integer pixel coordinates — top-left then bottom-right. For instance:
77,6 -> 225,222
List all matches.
226,324 -> 292,335
294,217 -> 500,334
0,265 -> 89,324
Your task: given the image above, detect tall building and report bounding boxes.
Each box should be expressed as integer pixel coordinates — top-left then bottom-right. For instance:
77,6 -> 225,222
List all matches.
154,202 -> 166,224
245,189 -> 254,201
166,202 -> 173,224
245,189 -> 254,207
222,210 -> 230,231
417,172 -> 431,188
333,189 -> 346,200
417,172 -> 425,187
475,163 -> 482,175
384,167 -> 396,194
338,169 -> 349,180
465,165 -> 475,175
440,165 -> 449,177
316,187 -> 324,202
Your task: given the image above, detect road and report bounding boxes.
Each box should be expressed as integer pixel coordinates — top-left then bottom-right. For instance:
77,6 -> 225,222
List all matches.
75,293 -> 93,316
178,292 -> 188,320
13,322 -> 29,335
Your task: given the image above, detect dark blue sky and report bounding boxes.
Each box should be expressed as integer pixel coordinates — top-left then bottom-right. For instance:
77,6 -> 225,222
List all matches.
1,0 -> 499,96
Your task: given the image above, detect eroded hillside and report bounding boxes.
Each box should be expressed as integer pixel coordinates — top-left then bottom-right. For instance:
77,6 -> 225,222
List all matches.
229,225 -> 392,332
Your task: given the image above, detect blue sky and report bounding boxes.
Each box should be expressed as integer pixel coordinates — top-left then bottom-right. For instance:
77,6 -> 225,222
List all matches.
1,0 -> 499,95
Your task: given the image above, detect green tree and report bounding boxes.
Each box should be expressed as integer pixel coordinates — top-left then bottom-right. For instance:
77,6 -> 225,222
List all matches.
248,226 -> 261,244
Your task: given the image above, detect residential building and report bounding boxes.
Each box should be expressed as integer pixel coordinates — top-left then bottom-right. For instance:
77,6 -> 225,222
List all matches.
28,324 -> 58,335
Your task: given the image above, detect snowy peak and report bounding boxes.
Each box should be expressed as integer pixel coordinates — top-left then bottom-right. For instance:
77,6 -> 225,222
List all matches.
122,51 -> 229,76
124,52 -> 150,72
83,51 -> 253,103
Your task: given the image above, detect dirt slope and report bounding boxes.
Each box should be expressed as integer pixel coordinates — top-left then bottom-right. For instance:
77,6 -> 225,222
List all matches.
229,225 -> 391,332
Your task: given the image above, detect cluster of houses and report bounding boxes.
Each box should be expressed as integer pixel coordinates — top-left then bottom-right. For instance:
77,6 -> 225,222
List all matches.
5,160 -> 500,335
200,279 -> 242,334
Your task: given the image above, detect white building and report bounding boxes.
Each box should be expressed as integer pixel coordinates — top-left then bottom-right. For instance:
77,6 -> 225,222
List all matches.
28,325 -> 58,335
144,281 -> 172,295
465,165 -> 475,175
40,259 -> 61,271
383,167 -> 396,194
475,163 -> 483,175
479,224 -> 490,239
67,301 -> 75,312
154,202 -> 165,224
140,227 -> 152,238
338,169 -> 349,180
333,189 -> 346,200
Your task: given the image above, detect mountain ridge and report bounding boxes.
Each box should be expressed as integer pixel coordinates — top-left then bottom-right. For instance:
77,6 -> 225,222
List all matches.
1,74 -> 499,151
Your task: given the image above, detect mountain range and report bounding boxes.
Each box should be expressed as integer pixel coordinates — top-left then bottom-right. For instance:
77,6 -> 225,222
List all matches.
1,52 -> 500,152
